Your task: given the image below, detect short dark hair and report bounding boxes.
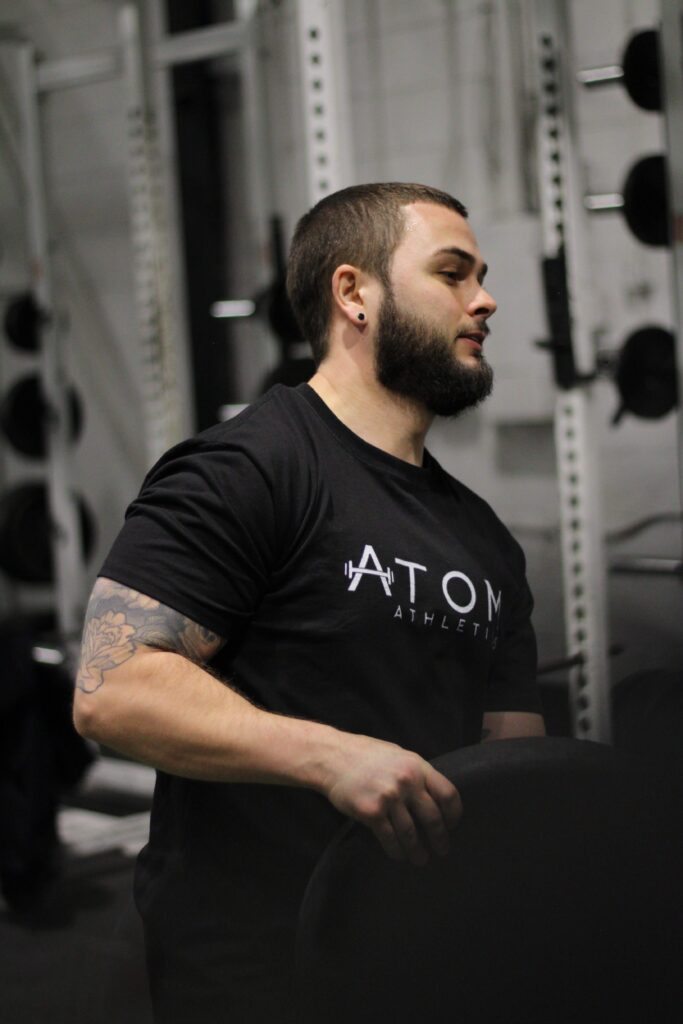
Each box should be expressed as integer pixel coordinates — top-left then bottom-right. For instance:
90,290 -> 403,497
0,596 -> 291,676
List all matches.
286,182 -> 468,365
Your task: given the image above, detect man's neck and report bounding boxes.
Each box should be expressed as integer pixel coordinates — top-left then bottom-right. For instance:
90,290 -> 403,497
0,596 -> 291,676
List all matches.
307,366 -> 433,468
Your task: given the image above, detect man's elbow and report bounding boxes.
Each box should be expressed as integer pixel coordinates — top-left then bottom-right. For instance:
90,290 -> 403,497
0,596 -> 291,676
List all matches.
72,667 -> 136,745
72,688 -> 107,743
481,711 -> 546,742
72,648 -> 166,749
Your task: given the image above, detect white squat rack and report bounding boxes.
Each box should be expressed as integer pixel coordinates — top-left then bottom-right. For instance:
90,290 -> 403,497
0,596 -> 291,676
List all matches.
531,0 -> 683,739
4,6 -> 251,651
661,0 -> 683,558
531,0 -> 612,742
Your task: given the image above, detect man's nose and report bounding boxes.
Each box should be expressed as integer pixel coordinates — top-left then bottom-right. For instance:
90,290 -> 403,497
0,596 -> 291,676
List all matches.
468,286 -> 497,319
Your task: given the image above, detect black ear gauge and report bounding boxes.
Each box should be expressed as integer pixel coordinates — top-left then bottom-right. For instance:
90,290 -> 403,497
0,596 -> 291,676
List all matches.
357,313 -> 365,321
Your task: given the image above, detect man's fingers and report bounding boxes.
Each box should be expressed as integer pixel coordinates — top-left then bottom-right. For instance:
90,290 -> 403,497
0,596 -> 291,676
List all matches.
326,738 -> 463,867
425,769 -> 463,829
406,792 -> 451,857
372,816 -> 407,862
369,770 -> 463,866
388,803 -> 429,866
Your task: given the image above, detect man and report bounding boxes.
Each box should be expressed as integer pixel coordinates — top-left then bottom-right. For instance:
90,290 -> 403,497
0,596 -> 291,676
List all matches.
73,182 -> 544,1022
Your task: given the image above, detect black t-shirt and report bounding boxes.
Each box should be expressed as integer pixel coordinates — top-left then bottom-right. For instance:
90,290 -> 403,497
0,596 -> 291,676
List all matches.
101,383 -> 540,982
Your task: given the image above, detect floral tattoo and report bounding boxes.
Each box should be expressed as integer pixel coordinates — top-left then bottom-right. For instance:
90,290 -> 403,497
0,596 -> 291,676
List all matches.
76,578 -> 224,693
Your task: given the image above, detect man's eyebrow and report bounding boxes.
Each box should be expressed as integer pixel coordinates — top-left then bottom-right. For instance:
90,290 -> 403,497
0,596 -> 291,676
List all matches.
433,246 -> 488,283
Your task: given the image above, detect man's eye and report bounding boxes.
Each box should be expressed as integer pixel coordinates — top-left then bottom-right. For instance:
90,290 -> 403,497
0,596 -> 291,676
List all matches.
441,271 -> 463,282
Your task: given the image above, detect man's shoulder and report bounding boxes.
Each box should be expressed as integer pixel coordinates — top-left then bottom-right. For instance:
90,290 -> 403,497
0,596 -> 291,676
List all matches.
152,386 -> 314,474
128,385 -> 320,526
197,384 -> 309,451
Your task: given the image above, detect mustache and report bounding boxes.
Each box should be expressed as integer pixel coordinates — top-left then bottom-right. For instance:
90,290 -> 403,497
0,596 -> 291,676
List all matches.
457,322 -> 491,339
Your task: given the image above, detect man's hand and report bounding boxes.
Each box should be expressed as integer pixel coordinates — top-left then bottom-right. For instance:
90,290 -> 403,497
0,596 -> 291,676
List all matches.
323,734 -> 463,866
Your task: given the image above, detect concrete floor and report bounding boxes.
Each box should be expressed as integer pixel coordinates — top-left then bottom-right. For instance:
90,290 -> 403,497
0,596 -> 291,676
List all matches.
0,758 -> 154,1024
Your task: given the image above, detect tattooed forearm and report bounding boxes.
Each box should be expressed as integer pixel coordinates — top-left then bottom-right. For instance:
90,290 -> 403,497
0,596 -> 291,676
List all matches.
76,577 -> 225,693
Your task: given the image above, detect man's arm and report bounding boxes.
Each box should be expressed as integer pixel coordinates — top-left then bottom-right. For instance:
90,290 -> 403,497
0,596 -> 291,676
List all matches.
481,710 -> 546,742
73,577 -> 462,866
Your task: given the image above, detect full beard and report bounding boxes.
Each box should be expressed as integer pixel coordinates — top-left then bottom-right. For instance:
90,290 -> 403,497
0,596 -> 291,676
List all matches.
374,289 -> 494,417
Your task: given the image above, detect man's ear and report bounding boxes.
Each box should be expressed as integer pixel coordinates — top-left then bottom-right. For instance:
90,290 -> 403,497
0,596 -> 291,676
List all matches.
331,264 -> 367,326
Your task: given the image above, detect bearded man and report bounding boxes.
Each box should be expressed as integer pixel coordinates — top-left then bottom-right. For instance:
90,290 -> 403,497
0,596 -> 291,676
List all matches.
73,182 -> 545,1023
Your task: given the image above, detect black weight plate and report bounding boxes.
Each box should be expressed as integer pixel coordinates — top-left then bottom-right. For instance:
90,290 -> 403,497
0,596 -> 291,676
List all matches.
615,325 -> 677,418
0,482 -> 96,584
622,154 -> 670,246
4,293 -> 42,352
0,375 -> 84,458
622,29 -> 662,112
297,737 -> 683,1024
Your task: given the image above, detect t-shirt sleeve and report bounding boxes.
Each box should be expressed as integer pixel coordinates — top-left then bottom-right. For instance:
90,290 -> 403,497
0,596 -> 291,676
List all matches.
100,435 -> 284,638
484,545 -> 542,716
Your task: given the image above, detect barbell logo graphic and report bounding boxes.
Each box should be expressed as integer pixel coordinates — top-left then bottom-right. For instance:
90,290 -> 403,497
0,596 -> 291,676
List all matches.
344,544 -> 395,595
